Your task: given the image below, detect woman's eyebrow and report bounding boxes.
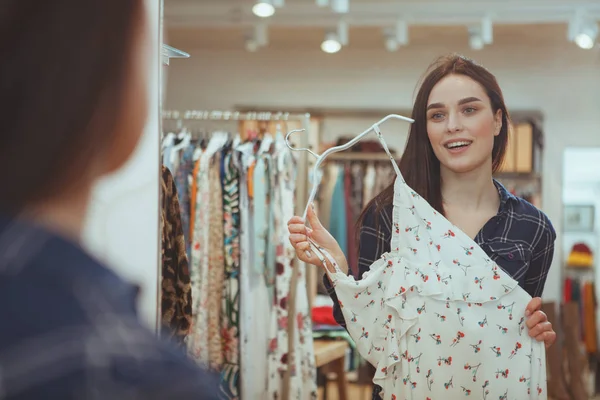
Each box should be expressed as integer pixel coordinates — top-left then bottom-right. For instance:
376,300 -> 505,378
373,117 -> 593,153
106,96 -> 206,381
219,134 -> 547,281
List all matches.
426,96 -> 482,111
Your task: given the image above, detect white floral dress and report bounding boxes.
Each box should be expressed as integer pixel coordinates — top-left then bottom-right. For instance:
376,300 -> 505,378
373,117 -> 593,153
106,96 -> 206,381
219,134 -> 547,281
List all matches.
313,127 -> 547,400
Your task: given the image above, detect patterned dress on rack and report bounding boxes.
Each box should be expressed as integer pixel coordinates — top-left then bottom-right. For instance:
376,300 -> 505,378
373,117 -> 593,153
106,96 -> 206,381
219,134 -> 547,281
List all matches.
188,151 -> 211,364
174,145 -> 195,258
219,148 -> 241,399
237,144 -> 265,400
250,153 -> 274,395
266,135 -> 318,400
160,165 -> 193,347
208,152 -> 225,370
314,128 -> 547,400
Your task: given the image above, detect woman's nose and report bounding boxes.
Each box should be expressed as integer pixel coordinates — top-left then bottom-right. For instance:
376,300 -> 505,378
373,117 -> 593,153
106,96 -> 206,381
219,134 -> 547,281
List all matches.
446,113 -> 462,133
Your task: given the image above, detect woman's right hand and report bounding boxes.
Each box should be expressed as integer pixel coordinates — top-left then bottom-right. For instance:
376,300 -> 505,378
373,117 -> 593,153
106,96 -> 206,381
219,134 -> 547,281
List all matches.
287,203 -> 349,275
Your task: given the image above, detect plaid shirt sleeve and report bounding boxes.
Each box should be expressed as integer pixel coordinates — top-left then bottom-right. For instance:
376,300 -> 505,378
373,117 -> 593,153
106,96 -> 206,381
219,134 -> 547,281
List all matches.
323,202 -> 393,328
523,212 -> 556,298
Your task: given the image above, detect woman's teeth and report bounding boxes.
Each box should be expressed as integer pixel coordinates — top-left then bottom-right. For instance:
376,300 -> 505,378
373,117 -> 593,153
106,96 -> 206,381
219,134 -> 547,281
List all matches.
445,141 -> 472,149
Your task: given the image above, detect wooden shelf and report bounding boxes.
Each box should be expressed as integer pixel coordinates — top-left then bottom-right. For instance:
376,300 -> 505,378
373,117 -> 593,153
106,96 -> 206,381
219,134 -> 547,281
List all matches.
314,340 -> 349,367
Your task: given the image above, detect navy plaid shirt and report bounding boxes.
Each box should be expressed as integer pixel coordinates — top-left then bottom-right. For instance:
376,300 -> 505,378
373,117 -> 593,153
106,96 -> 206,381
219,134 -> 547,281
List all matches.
0,216 -> 220,400
323,179 -> 556,399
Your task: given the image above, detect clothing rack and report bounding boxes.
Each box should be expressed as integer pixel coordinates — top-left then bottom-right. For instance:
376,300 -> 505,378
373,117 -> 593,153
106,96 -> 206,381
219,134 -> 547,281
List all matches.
326,152 -> 395,162
162,109 -> 309,123
162,109 -> 312,400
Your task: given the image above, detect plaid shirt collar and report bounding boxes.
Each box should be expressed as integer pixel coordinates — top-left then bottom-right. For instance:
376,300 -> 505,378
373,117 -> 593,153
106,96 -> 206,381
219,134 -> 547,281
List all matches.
493,178 -> 518,213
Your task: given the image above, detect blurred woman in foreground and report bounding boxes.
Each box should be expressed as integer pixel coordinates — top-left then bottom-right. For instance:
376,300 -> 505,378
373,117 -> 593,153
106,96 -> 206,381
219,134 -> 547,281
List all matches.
0,1 -> 219,398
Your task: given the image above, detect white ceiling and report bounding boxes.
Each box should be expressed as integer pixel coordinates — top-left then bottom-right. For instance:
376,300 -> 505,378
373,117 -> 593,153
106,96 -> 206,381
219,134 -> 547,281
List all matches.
165,0 -> 600,28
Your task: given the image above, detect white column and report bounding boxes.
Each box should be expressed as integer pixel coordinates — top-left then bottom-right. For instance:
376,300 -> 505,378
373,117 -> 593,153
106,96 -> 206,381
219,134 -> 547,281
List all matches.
81,0 -> 162,331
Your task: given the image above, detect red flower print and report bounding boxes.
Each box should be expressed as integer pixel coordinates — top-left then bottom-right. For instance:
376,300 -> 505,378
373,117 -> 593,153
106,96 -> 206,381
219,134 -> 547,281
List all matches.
278,316 -> 288,330
296,313 -> 304,330
268,338 -> 278,353
276,262 -> 285,275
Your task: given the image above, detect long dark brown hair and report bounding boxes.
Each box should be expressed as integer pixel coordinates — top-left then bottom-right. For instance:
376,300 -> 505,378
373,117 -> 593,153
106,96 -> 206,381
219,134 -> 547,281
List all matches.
355,54 -> 511,268
0,0 -> 143,214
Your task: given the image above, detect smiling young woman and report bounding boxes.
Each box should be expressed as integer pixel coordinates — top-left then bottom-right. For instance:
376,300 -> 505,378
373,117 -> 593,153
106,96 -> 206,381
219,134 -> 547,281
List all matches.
287,53 -> 556,400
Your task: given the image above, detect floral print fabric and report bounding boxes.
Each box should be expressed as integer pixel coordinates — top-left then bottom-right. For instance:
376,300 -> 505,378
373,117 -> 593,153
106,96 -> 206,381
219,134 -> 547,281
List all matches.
266,136 -> 318,400
318,127 -> 547,400
182,134 -> 317,400
220,149 -> 241,399
188,152 -> 211,364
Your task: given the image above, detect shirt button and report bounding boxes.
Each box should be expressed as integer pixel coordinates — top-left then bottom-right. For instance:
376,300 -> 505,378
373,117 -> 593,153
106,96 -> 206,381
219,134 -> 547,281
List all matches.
508,253 -> 514,259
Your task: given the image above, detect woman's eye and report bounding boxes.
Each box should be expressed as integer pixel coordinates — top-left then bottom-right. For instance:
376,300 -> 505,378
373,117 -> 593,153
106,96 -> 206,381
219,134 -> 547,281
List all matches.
430,113 -> 444,120
464,107 -> 476,114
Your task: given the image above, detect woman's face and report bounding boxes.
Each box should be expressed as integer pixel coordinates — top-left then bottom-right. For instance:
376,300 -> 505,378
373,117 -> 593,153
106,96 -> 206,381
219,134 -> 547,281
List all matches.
425,74 -> 502,175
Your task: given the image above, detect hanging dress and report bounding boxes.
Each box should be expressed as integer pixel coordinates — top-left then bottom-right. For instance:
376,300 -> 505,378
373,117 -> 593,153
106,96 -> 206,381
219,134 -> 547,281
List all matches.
220,148 -> 242,399
313,127 -> 547,400
207,152 -> 225,370
266,135 -> 318,399
188,151 -> 211,364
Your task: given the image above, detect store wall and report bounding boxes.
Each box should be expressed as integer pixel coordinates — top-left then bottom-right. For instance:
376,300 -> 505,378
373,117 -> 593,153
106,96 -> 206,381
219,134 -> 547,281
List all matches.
82,0 -> 161,329
164,37 -> 600,303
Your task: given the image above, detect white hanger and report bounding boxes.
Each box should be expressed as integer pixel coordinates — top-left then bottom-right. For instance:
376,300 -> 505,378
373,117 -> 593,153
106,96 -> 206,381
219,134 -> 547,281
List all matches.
162,132 -> 175,149
257,133 -> 274,156
285,114 -> 414,221
206,130 -> 229,157
172,130 -> 191,150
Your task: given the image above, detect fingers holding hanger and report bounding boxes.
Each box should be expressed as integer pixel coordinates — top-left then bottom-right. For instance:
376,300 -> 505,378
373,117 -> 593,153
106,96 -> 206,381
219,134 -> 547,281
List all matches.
288,215 -> 305,226
290,239 -> 321,267
287,216 -> 312,238
289,233 -> 309,246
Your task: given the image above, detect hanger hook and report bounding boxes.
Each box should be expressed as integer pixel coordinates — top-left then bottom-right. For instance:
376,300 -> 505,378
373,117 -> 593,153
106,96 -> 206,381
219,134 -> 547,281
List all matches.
285,128 -> 320,159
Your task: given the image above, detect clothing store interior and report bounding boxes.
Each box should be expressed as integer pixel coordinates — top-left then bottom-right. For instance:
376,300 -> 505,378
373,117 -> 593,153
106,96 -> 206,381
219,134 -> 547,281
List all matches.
84,0 -> 600,399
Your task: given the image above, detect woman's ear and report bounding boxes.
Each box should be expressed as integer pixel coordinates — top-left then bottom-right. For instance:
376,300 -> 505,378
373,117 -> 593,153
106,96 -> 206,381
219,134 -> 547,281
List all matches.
494,109 -> 503,136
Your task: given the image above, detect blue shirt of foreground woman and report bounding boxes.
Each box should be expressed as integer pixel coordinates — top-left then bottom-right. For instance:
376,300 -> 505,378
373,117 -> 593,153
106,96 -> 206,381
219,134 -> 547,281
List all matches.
287,54 -> 556,400
0,1 -> 219,399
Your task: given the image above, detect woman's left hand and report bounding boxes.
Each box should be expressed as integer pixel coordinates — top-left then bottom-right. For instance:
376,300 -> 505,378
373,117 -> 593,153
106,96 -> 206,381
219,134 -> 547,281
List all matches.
525,297 -> 556,349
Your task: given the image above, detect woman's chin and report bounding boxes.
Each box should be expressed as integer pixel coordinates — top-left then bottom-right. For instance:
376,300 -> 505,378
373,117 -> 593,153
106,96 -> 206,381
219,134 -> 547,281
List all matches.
441,161 -> 484,175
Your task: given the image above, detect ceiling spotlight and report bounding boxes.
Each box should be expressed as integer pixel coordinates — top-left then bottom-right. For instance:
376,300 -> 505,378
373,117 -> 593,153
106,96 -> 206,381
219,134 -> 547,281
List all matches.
575,23 -> 598,49
385,36 -> 399,52
382,20 -> 408,51
337,20 -> 349,46
481,16 -> 493,45
245,38 -> 259,52
568,10 -> 598,50
252,1 -> 275,18
321,32 -> 342,54
395,20 -> 409,46
468,26 -> 484,50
